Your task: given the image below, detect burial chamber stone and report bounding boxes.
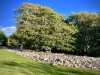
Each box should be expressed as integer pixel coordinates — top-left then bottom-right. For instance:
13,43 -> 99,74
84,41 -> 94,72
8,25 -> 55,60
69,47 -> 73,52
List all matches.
16,43 -> 23,51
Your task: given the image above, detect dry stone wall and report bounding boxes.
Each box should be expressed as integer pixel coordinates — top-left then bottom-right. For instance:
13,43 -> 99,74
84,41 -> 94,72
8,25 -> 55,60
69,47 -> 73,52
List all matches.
7,49 -> 100,70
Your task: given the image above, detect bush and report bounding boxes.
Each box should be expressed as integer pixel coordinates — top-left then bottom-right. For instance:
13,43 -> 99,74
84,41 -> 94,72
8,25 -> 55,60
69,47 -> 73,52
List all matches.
87,49 -> 100,57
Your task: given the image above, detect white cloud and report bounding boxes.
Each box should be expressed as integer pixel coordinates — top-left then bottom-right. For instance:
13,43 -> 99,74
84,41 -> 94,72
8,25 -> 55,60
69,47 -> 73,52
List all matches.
0,26 -> 16,37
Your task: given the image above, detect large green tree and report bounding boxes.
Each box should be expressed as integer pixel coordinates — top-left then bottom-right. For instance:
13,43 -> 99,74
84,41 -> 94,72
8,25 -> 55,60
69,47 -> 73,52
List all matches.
14,3 -> 66,44
69,12 -> 100,56
13,3 -> 77,52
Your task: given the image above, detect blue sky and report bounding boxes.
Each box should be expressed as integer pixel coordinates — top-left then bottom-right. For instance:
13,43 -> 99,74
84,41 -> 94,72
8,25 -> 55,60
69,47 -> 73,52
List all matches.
0,0 -> 100,36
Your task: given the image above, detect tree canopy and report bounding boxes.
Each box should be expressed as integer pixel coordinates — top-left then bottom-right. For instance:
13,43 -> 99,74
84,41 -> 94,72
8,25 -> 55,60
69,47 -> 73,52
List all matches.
14,3 -> 66,26
6,3 -> 100,57
69,12 -> 100,56
12,3 -> 77,53
0,30 -> 6,46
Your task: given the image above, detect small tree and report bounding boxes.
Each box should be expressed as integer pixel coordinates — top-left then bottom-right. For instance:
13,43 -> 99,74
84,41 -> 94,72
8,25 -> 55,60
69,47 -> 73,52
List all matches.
0,30 -> 6,46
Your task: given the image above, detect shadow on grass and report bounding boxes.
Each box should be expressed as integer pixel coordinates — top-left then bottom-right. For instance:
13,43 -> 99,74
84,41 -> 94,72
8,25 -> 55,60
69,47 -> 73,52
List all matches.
1,60 -> 99,75
2,61 -> 20,66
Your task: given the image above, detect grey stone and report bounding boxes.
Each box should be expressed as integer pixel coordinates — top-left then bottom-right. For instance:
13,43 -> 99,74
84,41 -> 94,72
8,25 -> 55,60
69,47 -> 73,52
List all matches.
6,49 -> 100,70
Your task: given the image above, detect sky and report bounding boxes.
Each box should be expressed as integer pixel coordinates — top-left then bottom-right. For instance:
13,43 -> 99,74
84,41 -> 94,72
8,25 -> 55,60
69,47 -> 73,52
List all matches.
0,0 -> 100,36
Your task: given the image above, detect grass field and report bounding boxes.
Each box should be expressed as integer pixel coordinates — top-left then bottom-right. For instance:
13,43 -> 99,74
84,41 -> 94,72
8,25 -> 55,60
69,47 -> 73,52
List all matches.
0,50 -> 100,75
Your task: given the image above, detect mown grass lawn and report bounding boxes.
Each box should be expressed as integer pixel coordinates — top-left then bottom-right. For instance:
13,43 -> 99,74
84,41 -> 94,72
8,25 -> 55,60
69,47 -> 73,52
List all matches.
0,50 -> 100,75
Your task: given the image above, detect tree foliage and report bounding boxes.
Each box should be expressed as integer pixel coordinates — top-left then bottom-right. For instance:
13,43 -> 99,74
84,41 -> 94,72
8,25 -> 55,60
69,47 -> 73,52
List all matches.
22,24 -> 77,52
14,3 -> 65,26
7,3 -> 100,56
0,30 -> 6,46
12,3 -> 77,52
7,33 -> 19,46
69,12 -> 100,56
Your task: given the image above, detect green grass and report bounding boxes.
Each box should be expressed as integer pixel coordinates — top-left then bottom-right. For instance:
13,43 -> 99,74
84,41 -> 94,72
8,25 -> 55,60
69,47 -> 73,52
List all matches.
0,50 -> 100,75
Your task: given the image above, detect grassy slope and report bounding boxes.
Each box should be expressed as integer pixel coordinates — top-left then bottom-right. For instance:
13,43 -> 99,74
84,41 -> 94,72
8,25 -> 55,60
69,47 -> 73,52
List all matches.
0,50 -> 100,75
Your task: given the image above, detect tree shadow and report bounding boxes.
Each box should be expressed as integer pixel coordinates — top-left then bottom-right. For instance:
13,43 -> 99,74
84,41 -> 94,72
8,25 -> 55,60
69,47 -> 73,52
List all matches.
36,63 -> 98,75
1,60 -> 99,75
2,61 -> 20,66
